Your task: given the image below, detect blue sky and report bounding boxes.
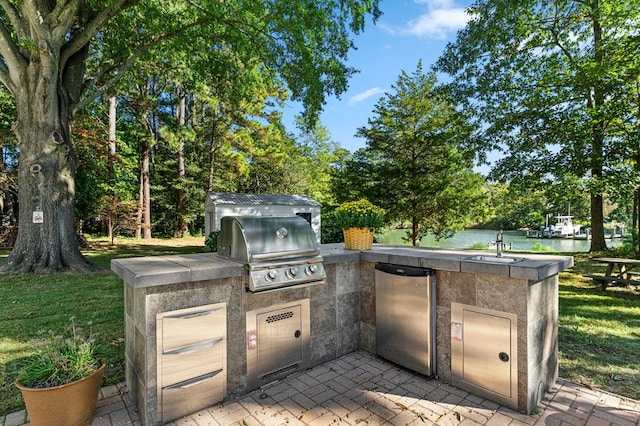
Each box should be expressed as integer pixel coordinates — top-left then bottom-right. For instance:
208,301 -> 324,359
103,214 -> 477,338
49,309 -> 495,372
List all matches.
282,0 -> 474,152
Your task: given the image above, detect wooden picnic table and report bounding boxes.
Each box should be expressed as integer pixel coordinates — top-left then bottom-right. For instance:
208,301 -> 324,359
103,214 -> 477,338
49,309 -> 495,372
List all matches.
583,257 -> 640,290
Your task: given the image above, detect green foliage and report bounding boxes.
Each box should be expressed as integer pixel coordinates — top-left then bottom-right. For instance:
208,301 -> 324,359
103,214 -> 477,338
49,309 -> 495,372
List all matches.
610,238 -> 636,259
331,148 -> 383,205
435,0 -> 640,251
0,0 -> 382,272
468,241 -> 487,250
483,178 -> 591,231
291,118 -> 344,206
349,62 -> 487,245
319,206 -> 345,243
334,199 -> 385,229
16,318 -> 103,389
205,231 -> 220,252
530,243 -> 555,253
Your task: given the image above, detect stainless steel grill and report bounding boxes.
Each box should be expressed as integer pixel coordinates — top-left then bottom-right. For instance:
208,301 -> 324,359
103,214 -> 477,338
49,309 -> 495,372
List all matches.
218,215 -> 326,292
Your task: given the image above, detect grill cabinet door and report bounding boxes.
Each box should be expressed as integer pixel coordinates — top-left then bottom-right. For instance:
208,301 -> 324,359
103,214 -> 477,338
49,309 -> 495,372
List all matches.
257,304 -> 303,378
451,302 -> 518,409
461,310 -> 512,396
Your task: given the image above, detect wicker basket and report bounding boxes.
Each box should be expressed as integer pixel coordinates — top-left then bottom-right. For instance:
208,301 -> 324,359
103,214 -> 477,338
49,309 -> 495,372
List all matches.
343,227 -> 375,250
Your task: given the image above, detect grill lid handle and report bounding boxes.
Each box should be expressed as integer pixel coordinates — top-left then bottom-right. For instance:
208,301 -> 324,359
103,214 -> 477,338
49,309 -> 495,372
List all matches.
252,248 -> 319,260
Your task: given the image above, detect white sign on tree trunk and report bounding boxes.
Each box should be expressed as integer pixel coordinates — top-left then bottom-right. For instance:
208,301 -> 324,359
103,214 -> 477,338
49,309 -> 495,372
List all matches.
32,211 -> 44,224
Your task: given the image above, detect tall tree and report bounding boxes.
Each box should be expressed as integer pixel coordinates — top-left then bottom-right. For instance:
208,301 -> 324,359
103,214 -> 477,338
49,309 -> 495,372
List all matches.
436,0 -> 640,252
295,118 -> 343,206
0,0 -> 380,274
175,88 -> 187,238
355,62 -> 486,246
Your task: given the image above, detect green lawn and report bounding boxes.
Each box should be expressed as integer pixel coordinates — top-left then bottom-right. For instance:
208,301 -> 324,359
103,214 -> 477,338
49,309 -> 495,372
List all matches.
0,240 -> 638,416
0,237 -> 205,416
557,253 -> 640,399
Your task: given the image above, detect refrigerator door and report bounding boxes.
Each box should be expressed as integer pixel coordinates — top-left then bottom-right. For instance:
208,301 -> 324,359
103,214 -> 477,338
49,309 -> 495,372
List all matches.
375,263 -> 435,376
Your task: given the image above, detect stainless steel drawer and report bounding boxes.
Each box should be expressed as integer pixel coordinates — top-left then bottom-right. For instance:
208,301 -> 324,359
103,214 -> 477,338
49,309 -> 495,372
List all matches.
161,338 -> 224,387
157,303 -> 227,423
161,305 -> 225,351
161,369 -> 226,423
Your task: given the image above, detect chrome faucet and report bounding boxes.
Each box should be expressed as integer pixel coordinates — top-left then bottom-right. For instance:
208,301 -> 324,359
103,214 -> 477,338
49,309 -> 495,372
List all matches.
496,231 -> 504,258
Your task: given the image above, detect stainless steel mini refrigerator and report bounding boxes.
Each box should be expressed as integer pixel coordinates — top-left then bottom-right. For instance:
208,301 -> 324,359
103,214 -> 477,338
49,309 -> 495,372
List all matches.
375,263 -> 435,376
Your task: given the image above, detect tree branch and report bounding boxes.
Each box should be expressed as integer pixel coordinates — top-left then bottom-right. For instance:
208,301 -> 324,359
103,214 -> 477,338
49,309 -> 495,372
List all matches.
22,0 -> 48,41
0,19 -> 26,93
0,59 -> 11,89
50,0 -> 80,43
75,16 -> 210,111
60,0 -> 136,70
0,0 -> 27,40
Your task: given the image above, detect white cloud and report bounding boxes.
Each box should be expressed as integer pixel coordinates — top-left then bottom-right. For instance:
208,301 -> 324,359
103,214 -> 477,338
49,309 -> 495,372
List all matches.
348,87 -> 385,106
385,0 -> 472,39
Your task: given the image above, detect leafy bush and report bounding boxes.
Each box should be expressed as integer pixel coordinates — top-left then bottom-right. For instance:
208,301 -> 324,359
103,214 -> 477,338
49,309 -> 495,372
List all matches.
205,231 -> 220,251
611,237 -> 636,258
321,225 -> 343,244
468,241 -> 487,250
531,242 -> 555,253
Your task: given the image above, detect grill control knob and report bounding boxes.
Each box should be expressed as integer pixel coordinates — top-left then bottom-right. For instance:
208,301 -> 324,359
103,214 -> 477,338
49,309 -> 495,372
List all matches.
286,267 -> 298,278
305,264 -> 318,275
266,270 -> 278,281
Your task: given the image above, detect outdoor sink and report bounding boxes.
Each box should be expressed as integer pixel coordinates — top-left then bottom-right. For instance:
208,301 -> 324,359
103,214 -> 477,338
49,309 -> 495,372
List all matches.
466,255 -> 525,264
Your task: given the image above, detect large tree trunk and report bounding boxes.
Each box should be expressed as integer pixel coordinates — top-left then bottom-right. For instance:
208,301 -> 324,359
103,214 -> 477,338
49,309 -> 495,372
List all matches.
589,193 -> 607,252
588,5 -> 607,253
2,57 -> 92,274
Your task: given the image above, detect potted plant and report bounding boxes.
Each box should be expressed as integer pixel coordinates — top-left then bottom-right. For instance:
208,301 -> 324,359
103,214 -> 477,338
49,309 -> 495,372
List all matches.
334,199 -> 385,250
14,317 -> 107,426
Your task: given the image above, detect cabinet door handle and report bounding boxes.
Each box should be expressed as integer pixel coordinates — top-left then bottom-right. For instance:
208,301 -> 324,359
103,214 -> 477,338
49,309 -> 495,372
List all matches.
164,338 -> 223,355
165,307 -> 224,319
164,369 -> 223,390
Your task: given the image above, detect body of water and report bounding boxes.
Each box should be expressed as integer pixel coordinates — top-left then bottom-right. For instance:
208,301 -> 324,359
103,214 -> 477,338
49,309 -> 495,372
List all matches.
375,228 -> 623,252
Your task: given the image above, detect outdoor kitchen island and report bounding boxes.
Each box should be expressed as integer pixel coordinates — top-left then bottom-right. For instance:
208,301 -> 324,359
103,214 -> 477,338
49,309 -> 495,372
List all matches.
111,244 -> 573,425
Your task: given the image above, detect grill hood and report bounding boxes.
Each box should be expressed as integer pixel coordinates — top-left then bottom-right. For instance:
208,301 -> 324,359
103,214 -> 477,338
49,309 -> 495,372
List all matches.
218,215 -> 320,263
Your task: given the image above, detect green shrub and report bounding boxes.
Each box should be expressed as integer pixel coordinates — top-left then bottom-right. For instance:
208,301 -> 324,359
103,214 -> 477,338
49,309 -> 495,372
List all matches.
468,241 -> 487,250
531,242 -> 555,253
205,231 -> 220,251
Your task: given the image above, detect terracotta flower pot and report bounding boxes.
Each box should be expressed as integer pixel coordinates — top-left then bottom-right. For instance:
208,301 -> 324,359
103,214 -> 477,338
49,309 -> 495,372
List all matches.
15,362 -> 106,426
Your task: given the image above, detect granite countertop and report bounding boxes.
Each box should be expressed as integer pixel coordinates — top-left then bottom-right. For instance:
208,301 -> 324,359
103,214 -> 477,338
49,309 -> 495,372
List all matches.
111,243 -> 574,288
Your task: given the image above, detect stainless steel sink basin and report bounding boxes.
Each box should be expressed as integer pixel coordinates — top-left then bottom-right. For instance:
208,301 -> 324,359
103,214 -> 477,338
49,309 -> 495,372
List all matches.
466,255 -> 524,264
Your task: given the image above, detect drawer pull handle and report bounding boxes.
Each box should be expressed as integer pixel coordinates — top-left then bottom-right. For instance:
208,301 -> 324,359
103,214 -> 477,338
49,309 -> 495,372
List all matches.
165,307 -> 224,319
164,338 -> 223,355
164,369 -> 223,390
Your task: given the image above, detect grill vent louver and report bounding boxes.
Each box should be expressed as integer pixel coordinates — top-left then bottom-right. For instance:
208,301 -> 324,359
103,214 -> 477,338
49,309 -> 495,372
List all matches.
260,363 -> 300,383
266,311 -> 294,323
